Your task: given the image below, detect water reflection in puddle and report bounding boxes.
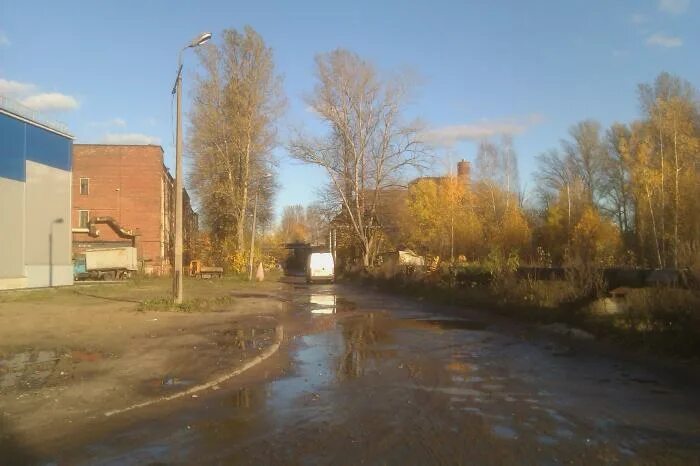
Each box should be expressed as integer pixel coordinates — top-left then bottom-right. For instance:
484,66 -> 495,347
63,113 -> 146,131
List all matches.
310,294 -> 336,314
415,319 -> 488,331
492,425 -> 519,440
308,294 -> 359,315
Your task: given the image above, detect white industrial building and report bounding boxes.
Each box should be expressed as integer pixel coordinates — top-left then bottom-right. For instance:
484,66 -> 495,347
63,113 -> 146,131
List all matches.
0,98 -> 74,289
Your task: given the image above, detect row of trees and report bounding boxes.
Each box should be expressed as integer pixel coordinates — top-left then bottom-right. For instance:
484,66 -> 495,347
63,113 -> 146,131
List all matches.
185,26 -> 698,272
534,73 -> 700,269
399,73 -> 700,270
294,65 -> 699,269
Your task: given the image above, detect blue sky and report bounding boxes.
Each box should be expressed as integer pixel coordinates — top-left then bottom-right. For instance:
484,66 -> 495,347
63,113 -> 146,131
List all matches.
1,0 -> 698,217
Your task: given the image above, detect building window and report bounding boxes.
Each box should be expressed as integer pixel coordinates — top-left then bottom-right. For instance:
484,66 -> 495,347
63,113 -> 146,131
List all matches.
79,210 -> 90,228
80,178 -> 89,195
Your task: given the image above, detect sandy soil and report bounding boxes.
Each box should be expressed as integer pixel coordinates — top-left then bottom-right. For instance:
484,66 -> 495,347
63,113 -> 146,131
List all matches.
0,277 -> 290,450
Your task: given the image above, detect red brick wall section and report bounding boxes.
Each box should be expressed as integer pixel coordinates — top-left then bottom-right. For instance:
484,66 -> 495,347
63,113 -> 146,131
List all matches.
72,145 -> 167,266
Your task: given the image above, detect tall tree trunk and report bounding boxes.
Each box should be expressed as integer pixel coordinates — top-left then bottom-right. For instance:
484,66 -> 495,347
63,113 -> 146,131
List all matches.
646,185 -> 663,269
673,118 -> 679,269
236,128 -> 253,252
659,129 -> 666,267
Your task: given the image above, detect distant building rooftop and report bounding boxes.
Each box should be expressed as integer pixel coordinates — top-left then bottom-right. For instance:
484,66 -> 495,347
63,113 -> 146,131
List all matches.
0,95 -> 72,138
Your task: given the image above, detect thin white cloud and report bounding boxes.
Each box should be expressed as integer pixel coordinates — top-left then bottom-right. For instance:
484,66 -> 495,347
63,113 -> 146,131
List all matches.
647,32 -> 683,47
630,13 -> 648,24
0,78 -> 36,95
0,31 -> 9,47
145,117 -> 158,126
89,117 -> 127,128
658,0 -> 690,14
102,133 -> 161,145
421,114 -> 544,147
20,92 -> 80,111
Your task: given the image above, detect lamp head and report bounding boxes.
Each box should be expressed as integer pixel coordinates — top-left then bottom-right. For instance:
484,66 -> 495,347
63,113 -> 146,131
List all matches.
190,32 -> 212,48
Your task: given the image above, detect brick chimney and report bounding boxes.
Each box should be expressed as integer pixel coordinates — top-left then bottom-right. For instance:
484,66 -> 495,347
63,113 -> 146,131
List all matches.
457,159 -> 470,184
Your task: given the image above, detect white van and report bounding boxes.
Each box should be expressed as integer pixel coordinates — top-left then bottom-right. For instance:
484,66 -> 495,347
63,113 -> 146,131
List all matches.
306,252 -> 335,283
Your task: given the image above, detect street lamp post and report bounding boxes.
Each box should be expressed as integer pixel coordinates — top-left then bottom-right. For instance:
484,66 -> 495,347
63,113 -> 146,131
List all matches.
248,191 -> 260,281
49,218 -> 64,287
172,31 -> 212,304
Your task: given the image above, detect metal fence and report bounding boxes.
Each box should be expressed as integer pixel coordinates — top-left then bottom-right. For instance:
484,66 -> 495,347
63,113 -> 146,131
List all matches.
0,95 -> 70,135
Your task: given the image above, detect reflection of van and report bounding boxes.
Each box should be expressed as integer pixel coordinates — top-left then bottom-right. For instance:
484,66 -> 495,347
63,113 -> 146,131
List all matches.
306,252 -> 335,283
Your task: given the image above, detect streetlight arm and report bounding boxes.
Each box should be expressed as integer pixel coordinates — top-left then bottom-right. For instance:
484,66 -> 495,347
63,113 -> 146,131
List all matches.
171,48 -> 186,95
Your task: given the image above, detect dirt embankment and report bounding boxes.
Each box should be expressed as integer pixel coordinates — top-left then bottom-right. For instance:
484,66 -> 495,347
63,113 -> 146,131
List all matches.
0,278 -> 290,453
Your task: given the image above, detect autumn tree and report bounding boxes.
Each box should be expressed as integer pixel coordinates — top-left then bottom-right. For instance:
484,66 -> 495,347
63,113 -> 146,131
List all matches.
602,123 -> 634,240
571,206 -> 621,266
188,26 -> 284,261
401,176 -> 481,260
470,135 -> 530,258
533,120 -> 611,263
289,49 -> 428,266
630,73 -> 700,267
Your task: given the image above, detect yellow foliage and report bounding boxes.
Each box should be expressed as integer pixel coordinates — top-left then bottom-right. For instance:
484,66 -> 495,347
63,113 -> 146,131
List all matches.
572,206 -> 621,266
228,250 -> 249,274
499,206 -> 531,253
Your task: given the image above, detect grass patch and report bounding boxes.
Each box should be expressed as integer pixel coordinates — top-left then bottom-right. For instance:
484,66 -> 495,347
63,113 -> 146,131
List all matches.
137,294 -> 239,313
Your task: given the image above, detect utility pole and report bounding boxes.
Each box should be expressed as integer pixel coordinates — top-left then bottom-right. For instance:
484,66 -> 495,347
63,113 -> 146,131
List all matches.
248,191 -> 259,281
172,32 -> 212,304
173,61 -> 184,303
332,228 -> 337,263
247,173 -> 271,281
450,214 -> 454,263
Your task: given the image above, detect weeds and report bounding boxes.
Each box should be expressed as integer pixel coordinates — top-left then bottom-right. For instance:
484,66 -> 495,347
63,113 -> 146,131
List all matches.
137,294 -> 238,313
357,259 -> 700,358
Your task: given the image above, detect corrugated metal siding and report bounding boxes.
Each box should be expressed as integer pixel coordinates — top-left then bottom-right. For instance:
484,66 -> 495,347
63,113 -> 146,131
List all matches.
0,111 -> 72,182
0,112 -> 27,181
26,122 -> 72,171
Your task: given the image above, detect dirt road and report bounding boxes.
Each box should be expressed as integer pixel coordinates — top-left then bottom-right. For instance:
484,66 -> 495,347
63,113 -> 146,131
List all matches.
4,279 -> 700,464
0,278 -> 288,464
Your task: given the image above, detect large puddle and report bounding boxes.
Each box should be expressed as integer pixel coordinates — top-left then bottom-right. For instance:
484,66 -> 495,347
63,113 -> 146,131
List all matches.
43,287 -> 700,464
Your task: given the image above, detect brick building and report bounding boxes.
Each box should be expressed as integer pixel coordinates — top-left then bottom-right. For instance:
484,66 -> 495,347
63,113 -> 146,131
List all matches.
71,144 -> 197,274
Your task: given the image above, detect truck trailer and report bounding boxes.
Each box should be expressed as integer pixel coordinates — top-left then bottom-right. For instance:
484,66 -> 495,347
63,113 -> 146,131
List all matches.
74,247 -> 138,281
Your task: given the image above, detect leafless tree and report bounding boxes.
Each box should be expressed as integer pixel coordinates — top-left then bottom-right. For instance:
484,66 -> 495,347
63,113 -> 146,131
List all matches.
561,120 -> 607,204
289,49 -> 428,266
475,135 -> 520,213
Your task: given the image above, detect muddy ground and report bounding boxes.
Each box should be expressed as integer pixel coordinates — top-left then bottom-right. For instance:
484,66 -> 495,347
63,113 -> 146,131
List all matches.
3,277 -> 700,465
0,277 -> 288,460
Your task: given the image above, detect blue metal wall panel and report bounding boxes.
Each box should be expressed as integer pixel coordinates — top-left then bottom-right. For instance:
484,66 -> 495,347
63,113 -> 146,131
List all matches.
26,123 -> 71,172
0,112 -> 26,181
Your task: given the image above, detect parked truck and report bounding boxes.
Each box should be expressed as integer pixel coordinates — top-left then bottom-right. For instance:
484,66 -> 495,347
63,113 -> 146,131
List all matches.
74,247 -> 138,281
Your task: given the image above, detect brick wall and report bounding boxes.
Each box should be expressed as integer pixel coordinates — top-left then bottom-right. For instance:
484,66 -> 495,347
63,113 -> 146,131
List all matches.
72,144 -> 197,272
